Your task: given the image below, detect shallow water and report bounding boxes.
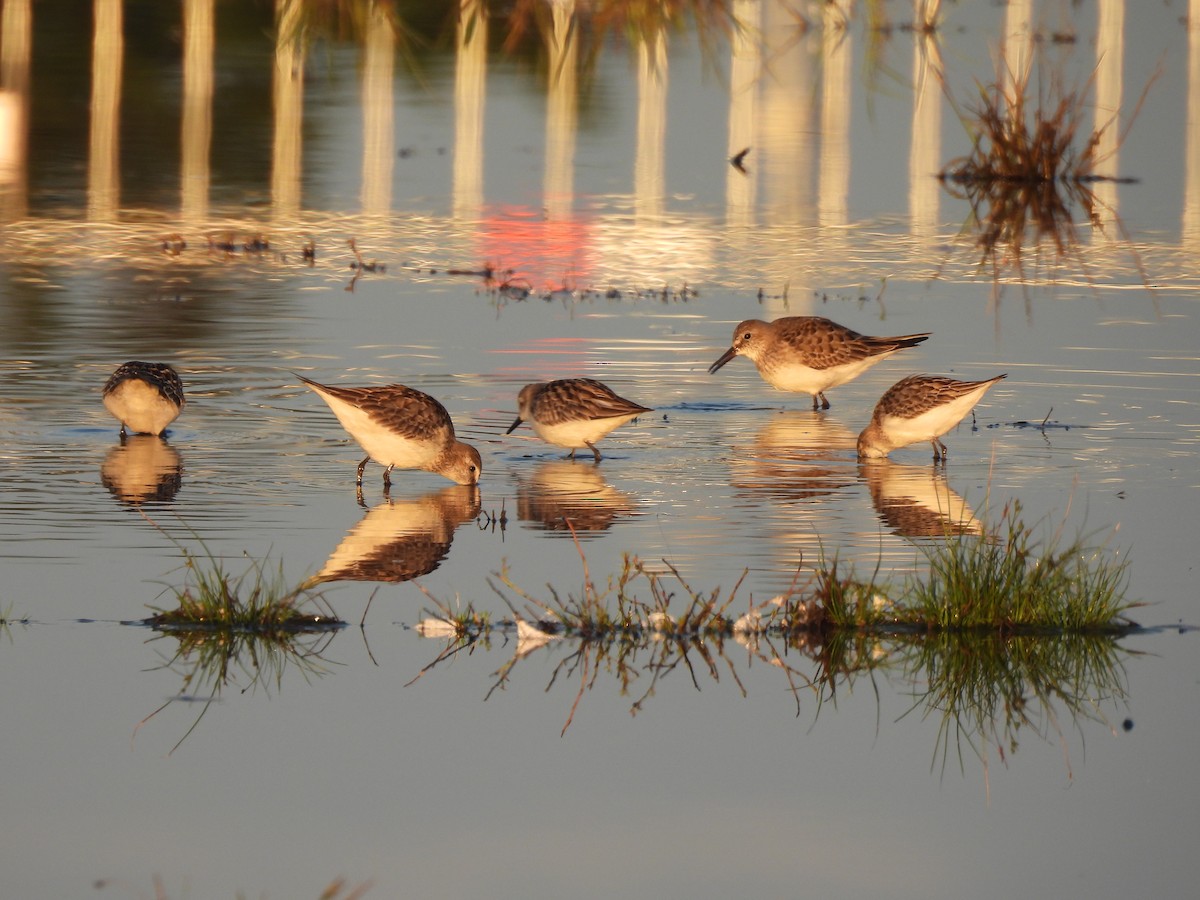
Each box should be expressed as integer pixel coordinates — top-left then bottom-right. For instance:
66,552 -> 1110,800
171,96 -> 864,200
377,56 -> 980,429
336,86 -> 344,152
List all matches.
1,2 -> 1197,898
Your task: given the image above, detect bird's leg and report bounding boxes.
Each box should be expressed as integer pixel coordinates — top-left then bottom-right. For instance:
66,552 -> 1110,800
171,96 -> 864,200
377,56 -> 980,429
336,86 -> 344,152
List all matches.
383,465 -> 393,489
356,483 -> 368,509
819,392 -> 831,410
587,441 -> 601,463
567,448 -> 576,461
932,438 -> 947,462
356,457 -> 369,486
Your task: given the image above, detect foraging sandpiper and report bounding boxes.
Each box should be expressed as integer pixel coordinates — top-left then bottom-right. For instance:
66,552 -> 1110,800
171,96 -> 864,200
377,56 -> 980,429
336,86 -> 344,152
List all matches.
506,378 -> 652,462
298,375 -> 482,487
102,361 -> 185,437
856,373 -> 1006,461
708,316 -> 930,410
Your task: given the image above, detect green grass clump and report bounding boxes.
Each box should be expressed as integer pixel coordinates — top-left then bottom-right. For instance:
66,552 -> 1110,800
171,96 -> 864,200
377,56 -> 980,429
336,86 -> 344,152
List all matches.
147,547 -> 342,634
905,500 -> 1134,633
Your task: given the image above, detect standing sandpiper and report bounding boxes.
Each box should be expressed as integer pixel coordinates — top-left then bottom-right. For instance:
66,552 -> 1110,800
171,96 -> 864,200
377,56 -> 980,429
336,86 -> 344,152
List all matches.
298,375 -> 482,488
856,373 -> 1007,461
506,378 -> 652,462
102,361 -> 185,437
708,316 -> 930,410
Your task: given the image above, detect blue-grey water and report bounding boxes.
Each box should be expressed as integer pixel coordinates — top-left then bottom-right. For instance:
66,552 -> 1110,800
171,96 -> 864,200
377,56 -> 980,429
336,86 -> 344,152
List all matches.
0,2 -> 1196,898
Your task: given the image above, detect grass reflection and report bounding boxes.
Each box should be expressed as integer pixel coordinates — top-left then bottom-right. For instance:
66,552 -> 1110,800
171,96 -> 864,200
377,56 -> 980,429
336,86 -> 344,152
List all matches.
898,631 -> 1133,785
410,504 -> 1137,775
135,536 -> 344,754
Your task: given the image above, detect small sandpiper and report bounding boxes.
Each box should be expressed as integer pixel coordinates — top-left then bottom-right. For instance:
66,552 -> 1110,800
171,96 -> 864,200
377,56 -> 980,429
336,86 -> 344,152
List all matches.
298,375 -> 482,487
506,378 -> 652,462
856,373 -> 1007,461
708,316 -> 931,410
102,361 -> 185,436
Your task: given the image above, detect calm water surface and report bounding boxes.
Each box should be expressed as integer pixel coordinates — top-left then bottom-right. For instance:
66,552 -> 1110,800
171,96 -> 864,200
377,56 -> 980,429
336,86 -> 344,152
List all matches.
1,2 -> 1197,898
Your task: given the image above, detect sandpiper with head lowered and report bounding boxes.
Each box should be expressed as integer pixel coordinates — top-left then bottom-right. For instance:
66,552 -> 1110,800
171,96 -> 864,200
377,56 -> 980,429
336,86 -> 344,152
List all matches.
708,316 -> 931,410
102,361 -> 186,437
506,378 -> 652,462
856,373 -> 1007,461
298,375 -> 482,488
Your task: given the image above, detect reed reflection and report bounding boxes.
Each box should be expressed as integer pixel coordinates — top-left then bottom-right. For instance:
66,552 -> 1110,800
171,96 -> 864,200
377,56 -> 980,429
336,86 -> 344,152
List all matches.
1092,0 -> 1125,229
724,0 -> 759,228
101,435 -> 184,506
271,0 -> 306,218
1184,0 -> 1200,249
0,0 -> 30,220
360,0 -> 395,216
87,0 -> 123,221
313,485 -> 481,584
516,459 -> 640,537
180,0 -> 214,222
909,4 -> 943,236
452,0 -> 487,221
858,457 -> 981,539
817,1 -> 851,228
634,27 -> 667,221
544,0 -> 578,220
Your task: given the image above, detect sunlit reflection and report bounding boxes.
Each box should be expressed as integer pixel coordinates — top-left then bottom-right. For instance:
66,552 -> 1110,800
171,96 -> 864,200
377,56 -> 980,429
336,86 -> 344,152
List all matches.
452,0 -> 487,221
725,0 -> 760,228
1092,0 -> 1124,231
180,0 -> 214,222
313,485 -> 481,584
817,2 -> 851,228
909,7 -> 943,236
0,0 -> 31,219
728,411 -> 857,501
858,458 -> 981,538
360,0 -> 396,216
271,0 -> 306,218
634,29 -> 667,222
87,0 -> 123,221
516,459 -> 640,537
1002,0 -> 1033,93
100,435 -> 184,506
1185,0 -> 1200,249
758,2 -> 815,230
544,0 -> 578,220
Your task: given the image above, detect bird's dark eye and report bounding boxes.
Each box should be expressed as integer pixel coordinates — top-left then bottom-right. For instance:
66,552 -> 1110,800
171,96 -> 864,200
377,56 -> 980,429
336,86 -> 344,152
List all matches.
742,332 -> 752,340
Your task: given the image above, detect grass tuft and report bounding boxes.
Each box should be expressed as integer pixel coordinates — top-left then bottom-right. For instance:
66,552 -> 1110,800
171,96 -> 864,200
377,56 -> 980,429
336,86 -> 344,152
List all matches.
145,543 -> 342,635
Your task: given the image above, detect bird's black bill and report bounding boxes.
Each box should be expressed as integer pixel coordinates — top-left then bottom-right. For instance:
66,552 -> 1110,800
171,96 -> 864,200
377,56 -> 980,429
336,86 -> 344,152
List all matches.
505,416 -> 523,435
708,347 -> 738,374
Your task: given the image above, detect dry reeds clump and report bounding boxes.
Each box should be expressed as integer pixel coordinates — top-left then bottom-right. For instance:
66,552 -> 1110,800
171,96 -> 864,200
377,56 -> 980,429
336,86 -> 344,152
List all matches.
939,69 -> 1107,266
938,58 -> 1150,276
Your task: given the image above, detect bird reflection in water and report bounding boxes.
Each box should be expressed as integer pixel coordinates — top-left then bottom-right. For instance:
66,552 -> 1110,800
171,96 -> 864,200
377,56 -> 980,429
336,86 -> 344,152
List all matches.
729,410 -> 858,500
516,459 -> 640,536
859,458 -> 981,538
100,435 -> 183,505
313,485 -> 481,584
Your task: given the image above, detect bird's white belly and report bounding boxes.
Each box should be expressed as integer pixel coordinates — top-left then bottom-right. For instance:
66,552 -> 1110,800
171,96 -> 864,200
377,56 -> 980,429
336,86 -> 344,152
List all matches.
880,393 -> 980,446
327,403 -> 441,468
533,415 -> 635,449
762,357 -> 877,394
103,381 -> 180,434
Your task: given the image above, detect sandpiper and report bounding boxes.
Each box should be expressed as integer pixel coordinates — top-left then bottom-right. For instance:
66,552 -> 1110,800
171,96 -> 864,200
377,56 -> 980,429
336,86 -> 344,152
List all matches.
856,373 -> 1006,461
102,361 -> 185,436
506,378 -> 652,462
298,375 -> 482,487
708,316 -> 931,409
